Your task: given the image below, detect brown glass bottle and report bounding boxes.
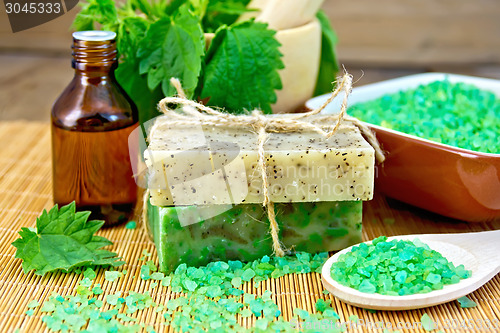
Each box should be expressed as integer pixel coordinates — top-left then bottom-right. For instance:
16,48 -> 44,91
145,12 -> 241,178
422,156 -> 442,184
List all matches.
51,31 -> 138,226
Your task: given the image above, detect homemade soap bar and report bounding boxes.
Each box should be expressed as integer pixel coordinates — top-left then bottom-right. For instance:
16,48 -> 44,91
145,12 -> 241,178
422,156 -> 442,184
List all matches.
145,120 -> 375,206
147,200 -> 362,272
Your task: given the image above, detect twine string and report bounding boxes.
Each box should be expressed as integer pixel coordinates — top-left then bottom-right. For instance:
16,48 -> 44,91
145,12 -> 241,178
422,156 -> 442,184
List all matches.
150,73 -> 384,256
141,189 -> 151,239
256,125 -> 286,257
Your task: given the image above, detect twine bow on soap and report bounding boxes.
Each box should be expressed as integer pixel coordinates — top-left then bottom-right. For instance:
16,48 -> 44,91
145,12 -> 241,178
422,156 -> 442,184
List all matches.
152,72 -> 385,257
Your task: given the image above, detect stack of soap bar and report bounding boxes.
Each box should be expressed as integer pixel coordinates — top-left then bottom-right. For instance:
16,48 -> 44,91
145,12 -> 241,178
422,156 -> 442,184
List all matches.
145,117 -> 375,272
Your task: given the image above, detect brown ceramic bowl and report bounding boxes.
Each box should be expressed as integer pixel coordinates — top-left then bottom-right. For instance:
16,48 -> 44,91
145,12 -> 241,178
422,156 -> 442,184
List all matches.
307,73 -> 500,222
370,124 -> 500,222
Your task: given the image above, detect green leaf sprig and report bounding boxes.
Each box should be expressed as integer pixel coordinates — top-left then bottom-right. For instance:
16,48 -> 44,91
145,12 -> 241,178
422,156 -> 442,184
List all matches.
12,202 -> 124,276
200,21 -> 284,114
72,0 -> 338,122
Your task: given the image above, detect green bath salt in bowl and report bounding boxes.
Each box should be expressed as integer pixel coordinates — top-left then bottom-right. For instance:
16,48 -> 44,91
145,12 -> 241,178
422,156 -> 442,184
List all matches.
330,236 -> 471,296
347,80 -> 500,154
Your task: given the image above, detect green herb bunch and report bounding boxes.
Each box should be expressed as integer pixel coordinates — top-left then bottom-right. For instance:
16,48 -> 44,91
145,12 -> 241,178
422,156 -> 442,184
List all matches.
72,0 -> 338,123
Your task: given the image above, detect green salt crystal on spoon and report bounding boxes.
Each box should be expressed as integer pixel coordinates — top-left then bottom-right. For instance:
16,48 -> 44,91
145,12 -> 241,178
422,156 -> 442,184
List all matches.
331,236 -> 470,296
358,280 -> 376,293
395,271 -> 407,284
425,273 -> 442,284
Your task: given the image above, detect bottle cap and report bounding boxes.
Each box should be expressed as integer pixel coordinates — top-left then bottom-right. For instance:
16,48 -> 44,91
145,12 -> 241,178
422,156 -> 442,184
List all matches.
73,31 -> 116,42
71,31 -> 117,68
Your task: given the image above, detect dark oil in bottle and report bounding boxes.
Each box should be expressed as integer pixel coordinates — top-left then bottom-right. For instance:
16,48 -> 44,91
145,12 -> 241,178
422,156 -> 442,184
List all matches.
51,31 -> 138,226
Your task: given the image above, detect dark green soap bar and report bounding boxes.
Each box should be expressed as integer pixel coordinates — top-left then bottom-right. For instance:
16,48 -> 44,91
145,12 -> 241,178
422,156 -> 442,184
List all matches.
147,200 -> 362,273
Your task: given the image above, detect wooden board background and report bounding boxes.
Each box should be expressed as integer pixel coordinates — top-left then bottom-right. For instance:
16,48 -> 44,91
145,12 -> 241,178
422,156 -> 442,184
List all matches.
322,0 -> 500,66
1,0 -> 500,66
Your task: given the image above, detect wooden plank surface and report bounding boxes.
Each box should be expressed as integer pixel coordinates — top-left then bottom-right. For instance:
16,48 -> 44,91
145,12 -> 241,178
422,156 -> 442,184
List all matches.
323,0 -> 500,66
0,121 -> 498,332
0,54 -> 72,121
2,53 -> 500,122
0,5 -> 76,54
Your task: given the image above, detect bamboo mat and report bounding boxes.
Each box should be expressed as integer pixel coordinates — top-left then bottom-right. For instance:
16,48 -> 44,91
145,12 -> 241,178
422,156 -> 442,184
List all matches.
0,121 -> 499,333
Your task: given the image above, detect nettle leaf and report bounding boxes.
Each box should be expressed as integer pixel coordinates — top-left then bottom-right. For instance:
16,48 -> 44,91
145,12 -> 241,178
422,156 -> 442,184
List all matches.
314,10 -> 340,96
72,0 -> 118,31
200,21 -> 284,114
202,0 -> 253,31
117,17 -> 149,60
12,202 -> 124,276
115,17 -> 162,123
116,60 -> 163,124
165,0 -> 189,16
137,5 -> 205,98
128,0 -> 153,18
189,0 -> 209,18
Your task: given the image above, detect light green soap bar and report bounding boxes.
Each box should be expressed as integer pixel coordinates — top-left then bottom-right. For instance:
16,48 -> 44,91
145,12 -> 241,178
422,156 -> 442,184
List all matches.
145,120 -> 375,206
147,200 -> 362,272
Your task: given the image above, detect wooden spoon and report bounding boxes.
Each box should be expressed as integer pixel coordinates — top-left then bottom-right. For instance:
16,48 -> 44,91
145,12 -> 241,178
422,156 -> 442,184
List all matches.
321,230 -> 500,310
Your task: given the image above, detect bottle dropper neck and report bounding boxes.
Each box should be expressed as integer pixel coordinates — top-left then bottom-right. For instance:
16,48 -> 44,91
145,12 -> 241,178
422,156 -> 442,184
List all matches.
72,31 -> 117,72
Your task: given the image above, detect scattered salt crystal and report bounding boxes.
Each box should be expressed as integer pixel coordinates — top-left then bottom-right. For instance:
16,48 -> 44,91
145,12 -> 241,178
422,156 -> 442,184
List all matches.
294,308 -> 309,319
457,296 -> 477,308
104,271 -> 123,282
92,285 -> 103,295
125,221 -> 137,229
241,268 -> 255,281
421,313 -> 437,331
83,268 -> 96,280
27,300 -> 39,308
